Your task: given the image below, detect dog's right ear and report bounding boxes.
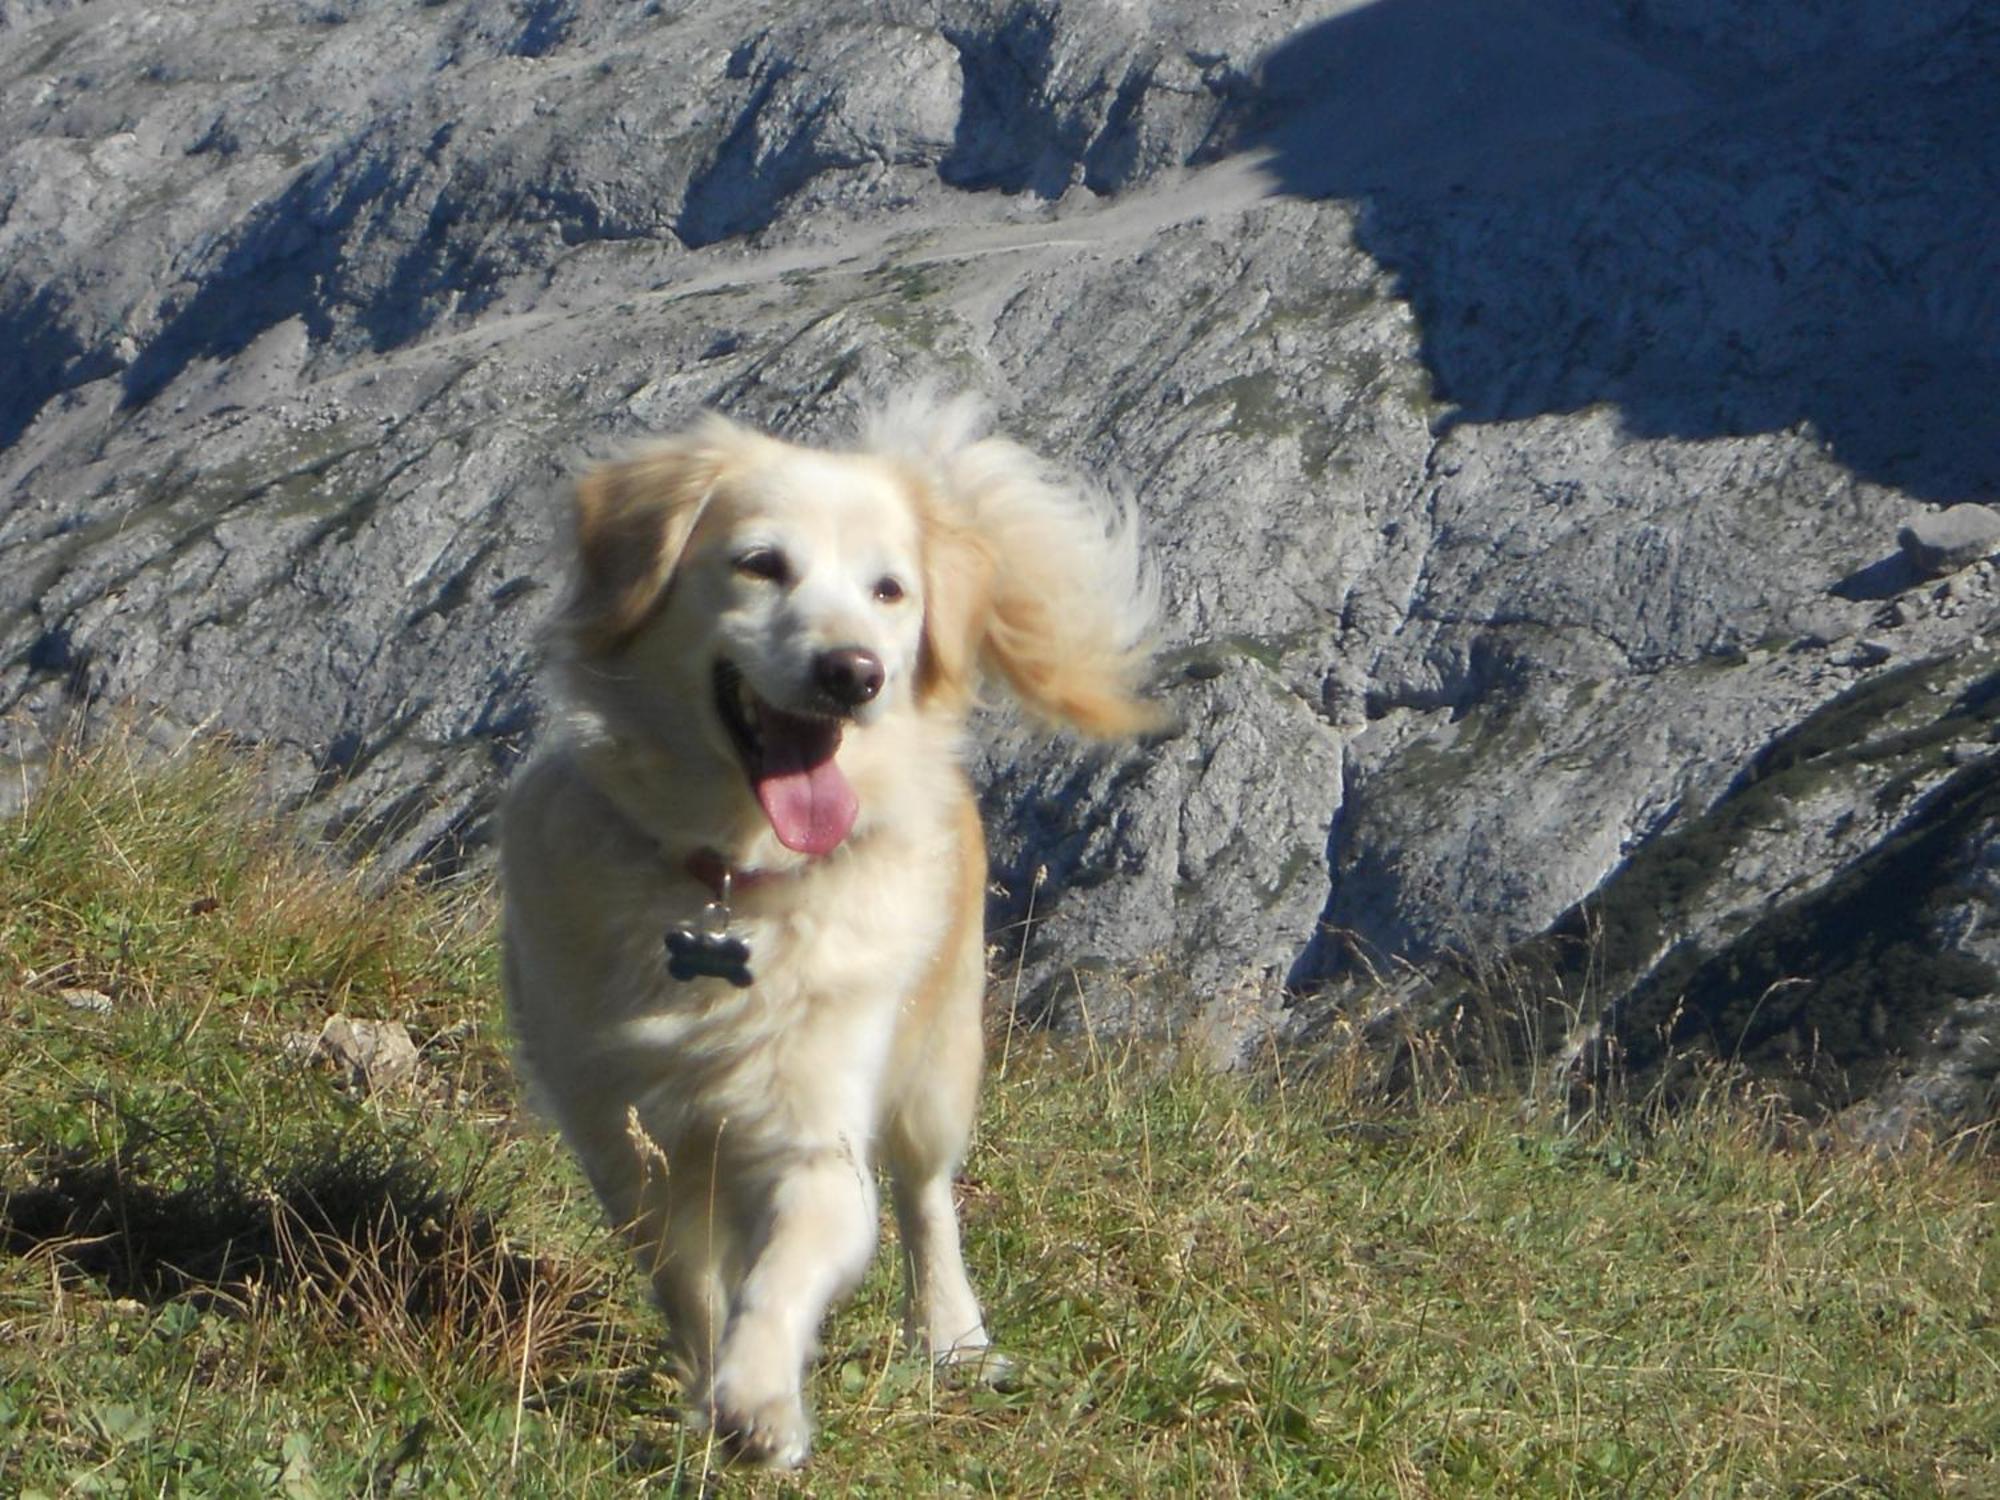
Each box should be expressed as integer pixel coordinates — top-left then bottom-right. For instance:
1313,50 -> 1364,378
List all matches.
563,418 -> 740,655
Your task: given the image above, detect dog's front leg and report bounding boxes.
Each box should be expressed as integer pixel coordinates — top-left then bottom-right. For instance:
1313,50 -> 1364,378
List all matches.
709,1145 -> 877,1468
889,1169 -> 993,1365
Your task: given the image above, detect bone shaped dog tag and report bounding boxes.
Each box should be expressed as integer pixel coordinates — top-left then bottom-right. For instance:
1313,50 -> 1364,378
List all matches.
665,879 -> 753,987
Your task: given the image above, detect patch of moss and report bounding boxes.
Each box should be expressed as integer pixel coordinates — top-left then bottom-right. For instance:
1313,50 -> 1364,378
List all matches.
865,298 -> 952,351
1189,373 -> 1339,482
1156,633 -> 1308,684
21,419 -> 379,618
1376,675 -> 1547,807
871,264 -> 940,303
1193,371 -> 1289,434
1567,656 -> 1979,991
859,268 -> 977,376
1234,632 -> 1314,671
1258,290 -> 1379,332
1747,658 -> 1950,780
1267,843 -> 1325,910
1383,353 -> 1454,423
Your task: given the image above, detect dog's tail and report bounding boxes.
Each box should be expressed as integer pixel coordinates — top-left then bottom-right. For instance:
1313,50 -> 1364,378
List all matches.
866,392 -> 1166,739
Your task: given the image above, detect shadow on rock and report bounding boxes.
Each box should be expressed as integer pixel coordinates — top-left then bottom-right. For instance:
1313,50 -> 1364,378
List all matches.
1229,0 -> 1999,503
119,134 -> 496,412
1831,552 -> 1923,603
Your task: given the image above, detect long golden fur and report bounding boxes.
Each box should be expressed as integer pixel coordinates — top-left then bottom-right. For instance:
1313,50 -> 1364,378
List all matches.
500,395 -> 1157,1467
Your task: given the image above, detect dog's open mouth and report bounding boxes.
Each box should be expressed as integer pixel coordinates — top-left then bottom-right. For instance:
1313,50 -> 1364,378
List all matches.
713,661 -> 859,857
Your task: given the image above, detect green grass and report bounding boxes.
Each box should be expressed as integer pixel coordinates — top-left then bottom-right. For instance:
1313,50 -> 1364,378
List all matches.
2,737 -> 1996,1495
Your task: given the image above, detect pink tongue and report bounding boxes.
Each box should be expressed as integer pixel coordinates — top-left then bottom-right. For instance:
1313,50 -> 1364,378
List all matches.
753,710 -> 857,856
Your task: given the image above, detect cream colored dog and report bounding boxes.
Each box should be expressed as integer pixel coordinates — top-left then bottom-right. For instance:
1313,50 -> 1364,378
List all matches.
500,396 -> 1157,1467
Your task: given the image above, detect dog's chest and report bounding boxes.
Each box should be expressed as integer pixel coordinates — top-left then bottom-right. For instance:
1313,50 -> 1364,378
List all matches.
646,847 -> 949,1026
727,857 -> 944,1001
621,854 -> 953,1143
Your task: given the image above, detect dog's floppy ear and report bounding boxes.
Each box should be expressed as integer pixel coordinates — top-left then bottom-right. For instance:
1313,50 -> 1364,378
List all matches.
908,419 -> 1165,738
914,511 -> 996,714
563,417 -> 741,656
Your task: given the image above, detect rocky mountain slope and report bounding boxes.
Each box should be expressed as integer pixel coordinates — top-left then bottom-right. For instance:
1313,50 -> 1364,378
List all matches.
4,0 -> 1996,1131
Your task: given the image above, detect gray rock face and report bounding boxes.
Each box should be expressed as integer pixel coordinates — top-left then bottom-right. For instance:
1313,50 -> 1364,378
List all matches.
4,0 -> 1997,1124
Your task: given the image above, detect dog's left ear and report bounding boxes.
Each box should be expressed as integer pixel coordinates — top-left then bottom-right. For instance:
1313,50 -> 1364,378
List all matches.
563,417 -> 741,656
914,512 -> 996,714
911,432 -> 1166,738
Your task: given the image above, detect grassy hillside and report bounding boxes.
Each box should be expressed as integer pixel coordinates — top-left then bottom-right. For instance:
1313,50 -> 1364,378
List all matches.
1,738 -> 1995,1496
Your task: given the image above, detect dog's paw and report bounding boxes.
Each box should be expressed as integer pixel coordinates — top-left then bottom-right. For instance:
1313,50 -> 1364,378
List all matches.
937,1343 -> 1019,1391
710,1378 -> 812,1469
906,1320 -> 1017,1389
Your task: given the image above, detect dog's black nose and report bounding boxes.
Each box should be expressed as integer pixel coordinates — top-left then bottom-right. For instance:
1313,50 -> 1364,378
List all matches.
815,648 -> 885,708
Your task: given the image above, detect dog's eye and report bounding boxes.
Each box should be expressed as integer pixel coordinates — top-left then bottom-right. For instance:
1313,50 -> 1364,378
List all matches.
872,576 -> 906,604
734,548 -> 791,585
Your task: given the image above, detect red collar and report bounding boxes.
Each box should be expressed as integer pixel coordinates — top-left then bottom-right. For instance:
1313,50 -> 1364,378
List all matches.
684,848 -> 788,899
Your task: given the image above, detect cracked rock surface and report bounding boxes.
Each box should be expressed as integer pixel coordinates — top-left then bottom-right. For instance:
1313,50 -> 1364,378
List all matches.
4,0 -> 1997,1129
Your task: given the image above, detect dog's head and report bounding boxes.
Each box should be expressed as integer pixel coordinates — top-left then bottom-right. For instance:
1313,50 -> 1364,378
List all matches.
557,402 -> 1160,860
